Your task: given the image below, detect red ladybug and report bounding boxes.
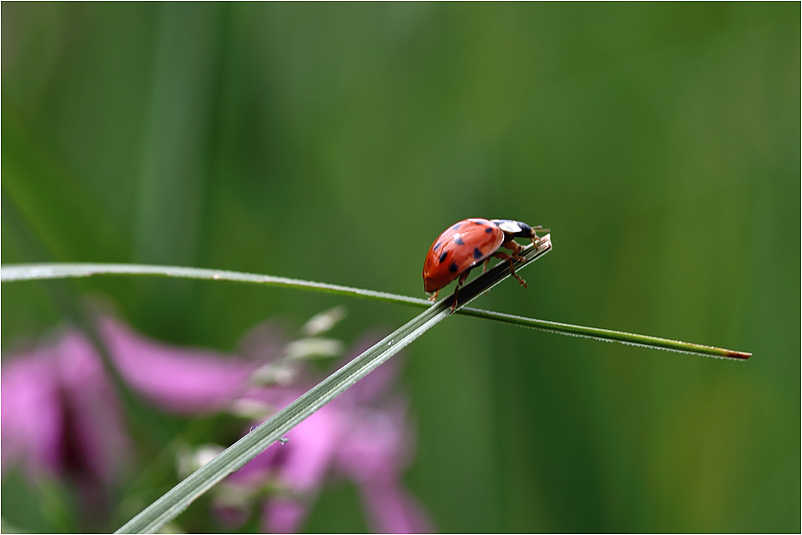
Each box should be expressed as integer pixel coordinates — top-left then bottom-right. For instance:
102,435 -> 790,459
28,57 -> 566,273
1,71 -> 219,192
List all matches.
422,218 -> 546,310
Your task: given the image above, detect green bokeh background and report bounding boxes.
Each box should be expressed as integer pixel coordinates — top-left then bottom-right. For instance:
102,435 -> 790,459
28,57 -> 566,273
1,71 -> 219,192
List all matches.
2,3 -> 799,533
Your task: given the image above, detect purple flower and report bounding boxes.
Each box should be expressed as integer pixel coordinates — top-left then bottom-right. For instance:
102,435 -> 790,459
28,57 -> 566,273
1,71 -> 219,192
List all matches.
97,315 -> 278,414
1,329 -> 131,484
218,335 -> 434,533
2,313 -> 433,533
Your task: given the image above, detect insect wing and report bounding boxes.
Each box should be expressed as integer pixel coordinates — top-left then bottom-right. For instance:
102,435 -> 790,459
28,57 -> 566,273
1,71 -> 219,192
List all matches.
423,219 -> 503,292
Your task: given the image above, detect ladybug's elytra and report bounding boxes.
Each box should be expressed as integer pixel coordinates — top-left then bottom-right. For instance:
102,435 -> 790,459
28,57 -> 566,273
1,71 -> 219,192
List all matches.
422,218 -> 547,310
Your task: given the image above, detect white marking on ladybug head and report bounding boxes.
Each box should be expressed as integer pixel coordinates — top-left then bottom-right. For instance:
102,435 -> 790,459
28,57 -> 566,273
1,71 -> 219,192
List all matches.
492,219 -> 524,234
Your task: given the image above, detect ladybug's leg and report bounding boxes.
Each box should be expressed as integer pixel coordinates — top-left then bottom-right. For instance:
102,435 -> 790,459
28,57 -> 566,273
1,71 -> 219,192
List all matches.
450,270 -> 471,312
501,240 -> 527,262
427,289 -> 440,302
492,251 -> 527,288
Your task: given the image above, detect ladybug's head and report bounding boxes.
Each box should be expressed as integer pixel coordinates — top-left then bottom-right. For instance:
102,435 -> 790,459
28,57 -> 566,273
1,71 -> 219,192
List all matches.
491,219 -> 548,244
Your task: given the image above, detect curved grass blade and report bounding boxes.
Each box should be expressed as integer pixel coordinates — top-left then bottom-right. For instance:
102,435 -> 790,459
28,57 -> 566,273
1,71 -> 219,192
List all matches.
112,235 -> 552,533
0,260 -> 423,306
1,234 -> 751,361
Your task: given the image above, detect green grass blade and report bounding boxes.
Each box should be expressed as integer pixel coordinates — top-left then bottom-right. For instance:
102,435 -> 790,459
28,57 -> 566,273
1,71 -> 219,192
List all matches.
112,235 -> 552,533
1,233 -> 751,360
0,259 -> 422,306
456,308 -> 751,360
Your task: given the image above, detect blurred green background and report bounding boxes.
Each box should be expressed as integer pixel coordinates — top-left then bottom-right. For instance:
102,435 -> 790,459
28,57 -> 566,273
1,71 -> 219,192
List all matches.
2,2 -> 799,533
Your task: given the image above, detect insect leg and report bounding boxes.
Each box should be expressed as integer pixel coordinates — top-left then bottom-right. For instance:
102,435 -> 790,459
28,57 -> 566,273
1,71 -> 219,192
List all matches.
501,240 -> 526,262
530,226 -> 549,247
450,270 -> 472,312
492,251 -> 527,288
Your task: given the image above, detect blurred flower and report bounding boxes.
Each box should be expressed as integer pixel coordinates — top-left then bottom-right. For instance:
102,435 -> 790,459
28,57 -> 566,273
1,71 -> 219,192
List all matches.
1,329 -> 131,484
1,309 -> 433,533
214,334 -> 433,533
98,315 -> 280,414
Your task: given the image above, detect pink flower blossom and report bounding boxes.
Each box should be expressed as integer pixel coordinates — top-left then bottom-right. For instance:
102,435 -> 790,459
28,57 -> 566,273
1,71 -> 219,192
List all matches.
2,313 -> 434,533
215,333 -> 434,533
2,330 -> 130,483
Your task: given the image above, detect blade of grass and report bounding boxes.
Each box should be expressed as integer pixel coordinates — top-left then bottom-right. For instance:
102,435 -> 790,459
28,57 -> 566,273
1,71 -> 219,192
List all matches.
457,308 -> 751,360
111,232 -> 552,533
1,234 -> 752,360
0,259 -> 425,305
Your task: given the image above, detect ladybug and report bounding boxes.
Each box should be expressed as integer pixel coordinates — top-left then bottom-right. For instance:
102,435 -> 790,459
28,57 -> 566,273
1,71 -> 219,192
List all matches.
422,218 -> 547,310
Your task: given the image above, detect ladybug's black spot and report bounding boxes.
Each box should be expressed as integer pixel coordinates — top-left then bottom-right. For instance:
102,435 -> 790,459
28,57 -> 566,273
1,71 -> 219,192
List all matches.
473,247 -> 483,259
449,262 -> 459,273
485,227 -> 493,233
454,235 -> 465,246
439,251 -> 448,263
433,242 -> 442,252
451,223 -> 462,231
473,220 -> 485,225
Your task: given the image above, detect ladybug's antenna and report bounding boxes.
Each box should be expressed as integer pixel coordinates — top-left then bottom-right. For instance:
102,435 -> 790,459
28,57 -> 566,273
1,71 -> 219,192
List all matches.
530,225 -> 550,246
530,225 -> 550,236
